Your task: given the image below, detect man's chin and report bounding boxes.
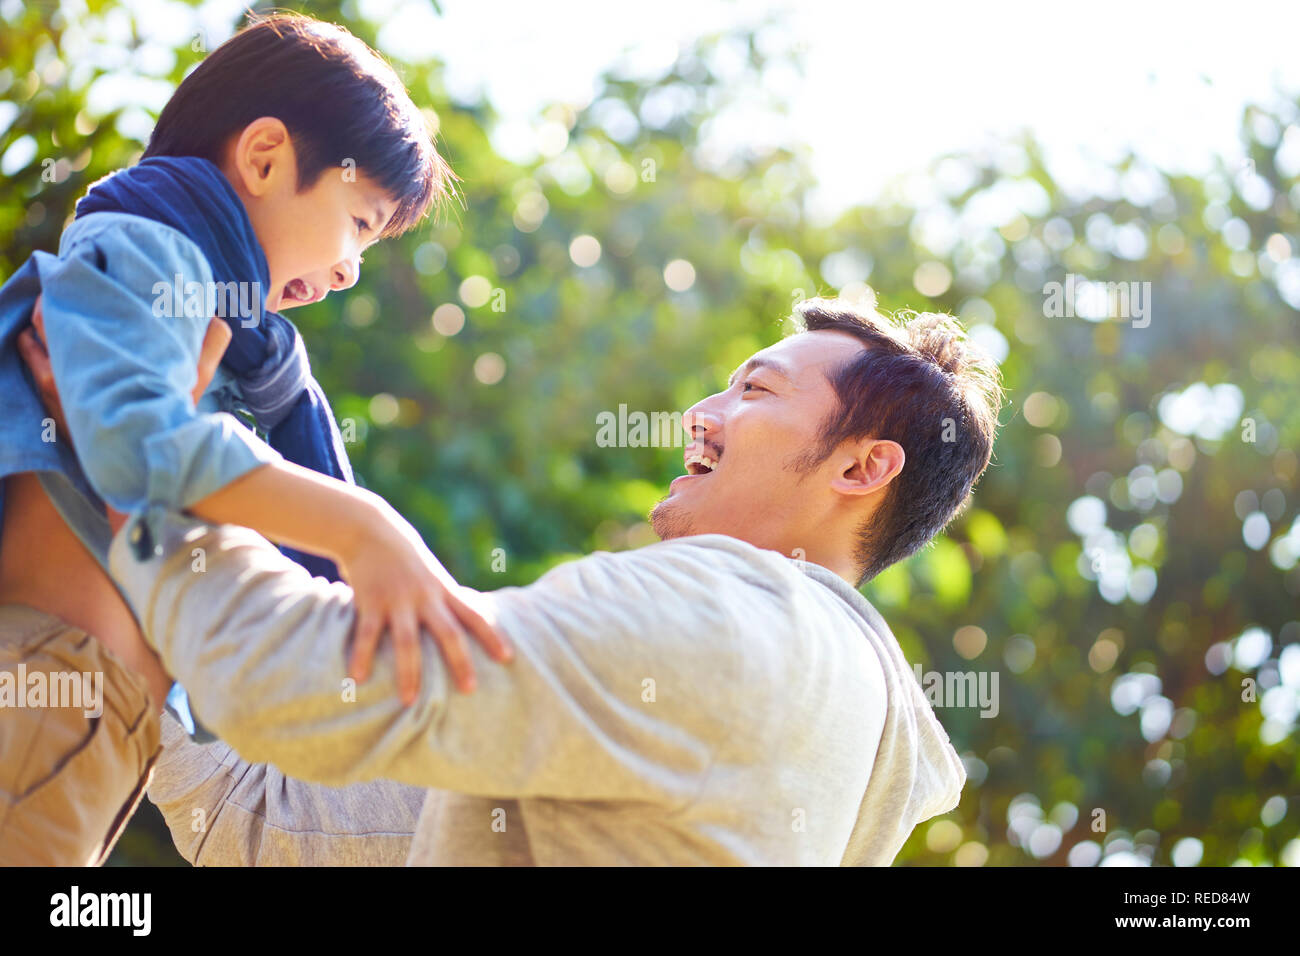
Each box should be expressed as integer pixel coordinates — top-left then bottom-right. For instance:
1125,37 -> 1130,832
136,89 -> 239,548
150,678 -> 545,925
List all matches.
649,498 -> 693,541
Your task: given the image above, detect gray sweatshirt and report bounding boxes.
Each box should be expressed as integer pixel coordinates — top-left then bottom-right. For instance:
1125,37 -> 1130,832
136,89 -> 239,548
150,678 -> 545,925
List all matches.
111,513 -> 966,865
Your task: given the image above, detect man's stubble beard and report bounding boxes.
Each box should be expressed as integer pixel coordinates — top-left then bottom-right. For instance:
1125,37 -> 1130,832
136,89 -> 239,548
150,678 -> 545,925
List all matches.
649,496 -> 695,541
648,444 -> 826,543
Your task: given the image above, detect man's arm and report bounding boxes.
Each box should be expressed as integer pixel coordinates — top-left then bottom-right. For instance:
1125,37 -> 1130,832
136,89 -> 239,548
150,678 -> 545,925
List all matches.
149,712 -> 426,866
111,511 -> 798,805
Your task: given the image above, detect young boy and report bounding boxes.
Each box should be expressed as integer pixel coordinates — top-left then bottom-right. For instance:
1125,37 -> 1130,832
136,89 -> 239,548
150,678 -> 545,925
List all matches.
0,13 -> 510,865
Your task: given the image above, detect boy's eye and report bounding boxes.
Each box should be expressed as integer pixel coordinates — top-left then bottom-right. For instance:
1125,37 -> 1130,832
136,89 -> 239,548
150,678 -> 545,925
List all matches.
741,381 -> 767,394
354,217 -> 370,235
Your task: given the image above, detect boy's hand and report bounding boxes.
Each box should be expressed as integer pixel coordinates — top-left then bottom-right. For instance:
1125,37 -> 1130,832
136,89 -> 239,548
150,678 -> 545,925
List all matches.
18,294 -> 233,534
338,499 -> 512,703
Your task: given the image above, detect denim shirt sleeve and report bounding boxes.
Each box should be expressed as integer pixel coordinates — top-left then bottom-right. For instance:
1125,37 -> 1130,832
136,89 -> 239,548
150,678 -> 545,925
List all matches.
38,214 -> 281,518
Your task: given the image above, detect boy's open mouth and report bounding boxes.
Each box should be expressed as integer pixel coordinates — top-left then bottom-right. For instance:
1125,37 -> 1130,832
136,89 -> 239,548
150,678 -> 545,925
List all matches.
280,277 -> 322,306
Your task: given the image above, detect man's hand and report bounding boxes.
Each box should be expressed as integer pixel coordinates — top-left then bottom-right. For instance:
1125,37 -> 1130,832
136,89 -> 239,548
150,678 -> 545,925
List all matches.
19,295 -> 233,436
18,294 -> 233,534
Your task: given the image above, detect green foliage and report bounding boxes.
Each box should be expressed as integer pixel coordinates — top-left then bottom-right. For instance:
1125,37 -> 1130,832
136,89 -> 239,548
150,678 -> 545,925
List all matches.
3,0 -> 1296,867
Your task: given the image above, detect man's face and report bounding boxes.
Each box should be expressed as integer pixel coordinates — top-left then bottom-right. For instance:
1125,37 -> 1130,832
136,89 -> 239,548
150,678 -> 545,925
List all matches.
650,330 -> 869,554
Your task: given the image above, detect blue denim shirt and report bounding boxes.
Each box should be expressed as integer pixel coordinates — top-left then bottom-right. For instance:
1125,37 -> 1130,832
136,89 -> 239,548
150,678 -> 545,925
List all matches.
0,210 -> 284,740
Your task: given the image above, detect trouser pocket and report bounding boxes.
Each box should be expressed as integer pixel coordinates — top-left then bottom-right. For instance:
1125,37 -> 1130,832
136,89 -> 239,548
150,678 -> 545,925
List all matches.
0,606 -> 160,866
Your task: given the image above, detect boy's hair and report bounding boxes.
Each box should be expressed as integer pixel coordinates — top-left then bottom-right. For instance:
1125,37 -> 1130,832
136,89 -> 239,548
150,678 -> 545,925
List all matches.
143,12 -> 453,236
790,296 -> 1004,586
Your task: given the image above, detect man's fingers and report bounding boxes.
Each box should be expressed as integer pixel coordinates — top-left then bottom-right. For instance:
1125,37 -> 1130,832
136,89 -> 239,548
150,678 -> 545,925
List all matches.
31,294 -> 46,346
17,328 -> 67,432
389,606 -> 421,706
349,606 -> 384,683
422,604 -> 476,694
450,591 -> 513,663
17,328 -> 53,386
193,318 -> 233,403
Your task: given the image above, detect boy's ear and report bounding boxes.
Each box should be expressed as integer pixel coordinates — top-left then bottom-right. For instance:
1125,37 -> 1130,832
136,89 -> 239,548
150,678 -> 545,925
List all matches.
228,116 -> 294,198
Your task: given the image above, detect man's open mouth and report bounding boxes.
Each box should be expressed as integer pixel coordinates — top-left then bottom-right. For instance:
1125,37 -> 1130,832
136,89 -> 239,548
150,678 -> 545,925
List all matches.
683,445 -> 721,475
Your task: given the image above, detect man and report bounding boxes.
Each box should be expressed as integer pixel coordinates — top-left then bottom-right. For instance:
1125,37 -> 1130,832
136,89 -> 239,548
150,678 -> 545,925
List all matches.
55,295 -> 1004,865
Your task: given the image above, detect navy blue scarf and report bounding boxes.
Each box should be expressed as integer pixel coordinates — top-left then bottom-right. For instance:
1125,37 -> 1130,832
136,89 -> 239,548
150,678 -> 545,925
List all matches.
76,156 -> 352,581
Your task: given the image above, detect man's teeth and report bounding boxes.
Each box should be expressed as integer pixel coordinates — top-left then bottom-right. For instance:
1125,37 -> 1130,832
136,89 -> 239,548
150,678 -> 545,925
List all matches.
685,453 -> 717,473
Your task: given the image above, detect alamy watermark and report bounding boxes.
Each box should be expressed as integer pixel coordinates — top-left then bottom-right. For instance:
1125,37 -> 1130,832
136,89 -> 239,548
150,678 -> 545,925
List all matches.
913,663 -> 1000,718
1043,273 -> 1150,328
152,275 -> 262,327
595,404 -> 685,448
0,666 -> 102,718
50,886 -> 150,936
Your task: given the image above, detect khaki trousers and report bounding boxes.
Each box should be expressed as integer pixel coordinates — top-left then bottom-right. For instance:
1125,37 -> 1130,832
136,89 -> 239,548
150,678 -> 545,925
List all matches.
0,604 -> 160,865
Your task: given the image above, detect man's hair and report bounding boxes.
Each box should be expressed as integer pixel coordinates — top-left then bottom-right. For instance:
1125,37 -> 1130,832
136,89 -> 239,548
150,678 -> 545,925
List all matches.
792,296 -> 1004,586
142,12 -> 454,236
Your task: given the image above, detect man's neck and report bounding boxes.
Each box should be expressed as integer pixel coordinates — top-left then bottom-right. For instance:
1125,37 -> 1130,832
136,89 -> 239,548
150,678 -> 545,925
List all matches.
797,550 -> 861,587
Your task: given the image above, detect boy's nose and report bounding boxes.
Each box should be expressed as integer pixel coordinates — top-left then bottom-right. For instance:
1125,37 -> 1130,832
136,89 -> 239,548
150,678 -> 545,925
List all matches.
331,256 -> 360,291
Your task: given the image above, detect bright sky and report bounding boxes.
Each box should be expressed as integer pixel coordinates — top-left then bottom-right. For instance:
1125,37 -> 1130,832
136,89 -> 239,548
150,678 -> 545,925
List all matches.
53,0 -> 1300,222
358,0 -> 1300,221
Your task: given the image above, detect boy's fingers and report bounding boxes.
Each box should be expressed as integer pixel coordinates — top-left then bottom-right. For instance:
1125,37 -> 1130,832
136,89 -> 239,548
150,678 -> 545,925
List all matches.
422,604 -> 475,694
450,591 -> 512,662
349,606 -> 383,683
390,606 -> 420,706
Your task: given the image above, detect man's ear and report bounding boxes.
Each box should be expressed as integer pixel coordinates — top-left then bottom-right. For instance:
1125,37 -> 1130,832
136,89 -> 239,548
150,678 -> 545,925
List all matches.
829,439 -> 905,498
227,116 -> 294,198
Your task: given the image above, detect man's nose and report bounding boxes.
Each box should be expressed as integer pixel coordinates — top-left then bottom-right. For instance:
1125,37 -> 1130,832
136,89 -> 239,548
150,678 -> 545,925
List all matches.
682,399 -> 721,441
331,256 -> 360,291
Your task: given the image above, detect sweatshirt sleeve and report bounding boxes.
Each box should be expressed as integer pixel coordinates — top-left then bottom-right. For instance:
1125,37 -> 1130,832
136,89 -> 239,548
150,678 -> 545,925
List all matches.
37,216 -> 280,516
111,511 -> 793,807
147,712 -> 426,866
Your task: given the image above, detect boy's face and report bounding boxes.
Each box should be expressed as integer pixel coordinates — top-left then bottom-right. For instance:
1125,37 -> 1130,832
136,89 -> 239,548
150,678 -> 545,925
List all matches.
223,117 -> 397,312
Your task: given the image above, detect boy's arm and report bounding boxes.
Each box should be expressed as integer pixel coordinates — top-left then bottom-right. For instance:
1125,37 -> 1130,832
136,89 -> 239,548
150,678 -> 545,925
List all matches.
38,218 -> 283,520
35,221 -> 507,698
110,511 -> 788,804
38,219 -> 377,562
149,712 -> 427,866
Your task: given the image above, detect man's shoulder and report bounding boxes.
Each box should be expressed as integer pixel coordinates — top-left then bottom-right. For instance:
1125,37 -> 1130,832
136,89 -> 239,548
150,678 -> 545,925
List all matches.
608,536 -> 891,755
627,535 -> 872,625
615,532 -> 807,586
533,533 -> 813,615
518,534 -> 869,670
